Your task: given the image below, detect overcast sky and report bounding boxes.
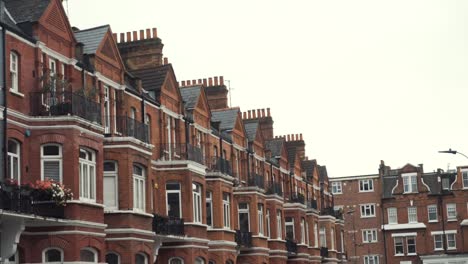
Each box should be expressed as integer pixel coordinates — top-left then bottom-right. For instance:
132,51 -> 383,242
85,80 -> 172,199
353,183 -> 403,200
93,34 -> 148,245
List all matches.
67,0 -> 468,177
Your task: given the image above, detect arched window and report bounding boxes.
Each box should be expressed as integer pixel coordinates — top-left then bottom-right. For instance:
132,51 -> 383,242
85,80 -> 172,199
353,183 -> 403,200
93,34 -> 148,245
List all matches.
43,248 -> 63,263
105,252 -> 120,264
7,139 -> 20,183
195,257 -> 205,264
169,257 -> 184,264
41,144 -> 62,182
133,164 -> 146,211
192,183 -> 202,223
226,261 -> 234,264
135,253 -> 147,264
80,248 -> 97,262
166,182 -> 181,218
104,161 -> 118,210
10,51 -> 19,92
208,261 -> 216,264
79,148 -> 96,201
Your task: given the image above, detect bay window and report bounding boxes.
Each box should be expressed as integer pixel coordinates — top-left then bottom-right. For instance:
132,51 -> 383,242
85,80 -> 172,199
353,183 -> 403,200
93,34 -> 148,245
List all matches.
79,148 -> 96,201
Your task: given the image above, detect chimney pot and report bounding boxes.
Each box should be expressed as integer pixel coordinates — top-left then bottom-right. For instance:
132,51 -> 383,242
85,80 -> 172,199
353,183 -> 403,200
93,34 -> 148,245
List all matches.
267,108 -> 271,117
163,57 -> 168,65
133,31 -> 138,41
198,79 -> 202,85
243,112 -> 246,119
126,32 -> 131,42
188,80 -> 192,86
220,76 -> 224,85
120,33 -> 125,42
152,28 -> 157,38
300,133 -> 303,140
146,29 -> 151,39
261,109 -> 265,117
253,110 -> 257,119
214,76 -> 219,86
140,30 -> 145,40
248,110 -> 252,119
182,81 -> 186,86
112,33 -> 117,41
287,135 -> 291,141
192,80 -> 196,85
203,79 -> 207,86
257,109 -> 261,118
208,78 -> 213,86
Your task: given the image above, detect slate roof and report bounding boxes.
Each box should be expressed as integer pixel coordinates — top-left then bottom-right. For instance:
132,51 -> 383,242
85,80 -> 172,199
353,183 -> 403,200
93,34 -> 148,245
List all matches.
180,86 -> 201,111
211,108 -> 239,132
302,160 -> 316,179
130,64 -> 171,95
74,25 -> 109,55
264,138 -> 284,157
318,165 -> 328,181
286,144 -> 297,169
382,175 -> 397,198
422,171 -> 456,195
243,119 -> 259,142
4,0 -> 49,23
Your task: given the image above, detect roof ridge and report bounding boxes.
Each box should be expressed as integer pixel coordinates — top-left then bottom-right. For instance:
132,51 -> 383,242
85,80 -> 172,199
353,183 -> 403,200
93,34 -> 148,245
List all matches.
75,24 -> 110,33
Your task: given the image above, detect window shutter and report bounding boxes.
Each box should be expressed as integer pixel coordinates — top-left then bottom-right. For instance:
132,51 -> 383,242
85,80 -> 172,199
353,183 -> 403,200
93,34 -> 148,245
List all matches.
44,160 -> 60,182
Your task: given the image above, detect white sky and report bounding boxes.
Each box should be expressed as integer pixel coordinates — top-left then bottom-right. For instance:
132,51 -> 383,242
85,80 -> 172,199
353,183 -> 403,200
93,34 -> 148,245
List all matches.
67,0 -> 468,177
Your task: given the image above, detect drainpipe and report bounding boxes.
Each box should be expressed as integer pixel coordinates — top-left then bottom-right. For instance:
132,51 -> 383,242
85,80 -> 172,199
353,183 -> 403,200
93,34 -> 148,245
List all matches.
2,23 -> 7,181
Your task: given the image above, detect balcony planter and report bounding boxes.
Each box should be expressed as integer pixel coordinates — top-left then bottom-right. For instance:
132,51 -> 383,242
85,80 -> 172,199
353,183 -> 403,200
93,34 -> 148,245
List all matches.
32,201 -> 65,218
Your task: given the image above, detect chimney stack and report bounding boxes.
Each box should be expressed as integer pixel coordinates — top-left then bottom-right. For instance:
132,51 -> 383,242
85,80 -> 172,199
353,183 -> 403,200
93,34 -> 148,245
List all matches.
248,110 -> 252,119
214,76 -> 219,86
163,57 -> 168,65
208,78 -> 213,86
203,79 -> 207,86
267,108 -> 271,117
220,76 -> 224,86
126,32 -> 131,42
140,30 -> 145,40
152,28 -> 157,38
181,81 -> 186,86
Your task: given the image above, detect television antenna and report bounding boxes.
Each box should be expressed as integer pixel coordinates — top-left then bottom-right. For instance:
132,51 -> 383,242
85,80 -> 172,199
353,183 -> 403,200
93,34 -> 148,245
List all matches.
225,79 -> 234,107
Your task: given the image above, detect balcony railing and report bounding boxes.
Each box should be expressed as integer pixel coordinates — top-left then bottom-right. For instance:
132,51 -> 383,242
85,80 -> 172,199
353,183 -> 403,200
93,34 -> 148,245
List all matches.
30,91 -> 101,124
320,247 -> 329,258
115,116 -> 149,143
153,214 -> 184,236
0,188 -> 65,218
285,239 -> 298,253
248,173 -> 265,189
158,144 -> 205,165
307,199 -> 318,209
208,157 -> 232,175
235,230 -> 252,247
265,181 -> 283,196
285,192 -> 305,204
321,207 -> 343,219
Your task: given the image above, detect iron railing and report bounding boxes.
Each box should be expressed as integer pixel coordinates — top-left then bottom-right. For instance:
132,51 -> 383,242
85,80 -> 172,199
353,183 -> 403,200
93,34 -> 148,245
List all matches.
248,173 -> 265,189
153,214 -> 185,236
208,157 -> 232,175
265,181 -> 283,196
115,116 -> 149,143
321,207 -> 343,219
285,192 -> 305,204
307,199 -> 318,209
320,247 -> 329,258
30,91 -> 101,124
286,239 -> 298,253
0,188 -> 65,218
158,144 -> 205,165
235,230 -> 252,247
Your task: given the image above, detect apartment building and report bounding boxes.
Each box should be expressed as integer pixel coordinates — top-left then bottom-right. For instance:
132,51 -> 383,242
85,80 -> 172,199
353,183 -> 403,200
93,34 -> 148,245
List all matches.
0,0 -> 345,263
331,161 -> 468,264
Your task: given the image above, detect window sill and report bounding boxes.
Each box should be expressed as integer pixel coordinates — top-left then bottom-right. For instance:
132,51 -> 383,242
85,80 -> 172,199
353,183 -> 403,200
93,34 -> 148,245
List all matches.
394,254 -> 404,257
68,199 -> 104,208
428,220 -> 438,223
407,253 -> 417,256
360,215 -> 376,218
447,219 -> 457,222
447,247 -> 457,250
9,89 -> 24,98
358,190 -> 374,193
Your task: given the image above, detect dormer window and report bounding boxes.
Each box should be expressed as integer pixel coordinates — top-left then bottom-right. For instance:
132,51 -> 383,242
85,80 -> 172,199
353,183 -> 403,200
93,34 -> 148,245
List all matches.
402,173 -> 417,193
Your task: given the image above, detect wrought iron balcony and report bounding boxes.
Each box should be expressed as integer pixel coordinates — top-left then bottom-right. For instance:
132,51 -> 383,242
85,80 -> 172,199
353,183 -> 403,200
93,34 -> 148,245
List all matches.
0,187 -> 65,218
285,192 -> 305,204
153,214 -> 185,236
208,157 -> 232,175
285,239 -> 298,253
320,207 -> 343,219
307,199 -> 318,209
158,144 -> 205,165
320,247 -> 329,258
248,173 -> 265,189
114,116 -> 149,143
30,91 -> 101,124
235,230 -> 252,247
265,181 -> 283,196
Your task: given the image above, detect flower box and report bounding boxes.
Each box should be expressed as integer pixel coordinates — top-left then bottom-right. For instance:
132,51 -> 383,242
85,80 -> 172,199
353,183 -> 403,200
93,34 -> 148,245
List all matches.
32,201 -> 65,218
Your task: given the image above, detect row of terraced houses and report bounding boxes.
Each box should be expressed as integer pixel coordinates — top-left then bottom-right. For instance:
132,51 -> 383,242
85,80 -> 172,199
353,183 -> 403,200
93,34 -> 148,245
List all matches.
0,0 -> 345,263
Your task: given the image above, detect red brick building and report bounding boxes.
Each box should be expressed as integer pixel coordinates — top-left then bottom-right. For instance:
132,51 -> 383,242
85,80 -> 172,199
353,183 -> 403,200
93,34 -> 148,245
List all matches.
331,161 -> 468,264
0,0 -> 344,263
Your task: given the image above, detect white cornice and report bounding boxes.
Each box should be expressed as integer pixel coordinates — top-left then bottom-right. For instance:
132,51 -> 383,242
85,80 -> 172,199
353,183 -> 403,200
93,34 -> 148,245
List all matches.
103,137 -> 154,150
152,160 -> 207,175
104,144 -> 153,156
95,72 -> 125,90
8,119 -> 104,139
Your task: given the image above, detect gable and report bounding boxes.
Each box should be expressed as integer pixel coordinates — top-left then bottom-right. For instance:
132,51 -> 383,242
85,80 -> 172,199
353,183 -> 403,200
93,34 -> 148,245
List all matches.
195,91 -> 209,116
39,0 -> 76,43
96,30 -> 125,70
160,68 -> 183,114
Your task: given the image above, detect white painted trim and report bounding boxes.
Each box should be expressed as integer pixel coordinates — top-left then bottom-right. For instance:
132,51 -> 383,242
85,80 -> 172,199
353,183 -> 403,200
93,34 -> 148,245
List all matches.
103,144 -> 153,156
160,105 -> 183,119
144,99 -> 160,109
103,137 -> 154,149
431,230 -> 457,235
152,160 -> 207,175
25,219 -> 107,229
36,41 -> 77,65
329,174 -> 379,181
23,230 -> 105,237
6,31 -> 35,48
207,248 -> 238,253
461,219 -> 468,226
232,190 -> 266,198
391,179 -> 399,194
207,240 -> 238,247
67,200 -> 105,208
106,237 -> 154,243
9,89 -> 25,97
103,210 -> 153,218
205,177 -> 234,186
391,232 -> 417,237
207,228 -> 236,234
7,120 -> 105,139
184,222 -> 209,228
105,228 -> 156,236
280,168 -> 290,174
124,90 -> 143,102
233,143 -> 246,151
95,72 -> 125,90
160,245 -> 209,249
253,153 -> 265,162
193,123 -> 212,134
383,223 -> 426,230
421,177 -> 431,192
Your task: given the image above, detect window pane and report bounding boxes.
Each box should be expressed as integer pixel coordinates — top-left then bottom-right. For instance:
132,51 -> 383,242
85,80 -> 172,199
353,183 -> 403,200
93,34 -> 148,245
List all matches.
166,182 -> 180,190
80,249 -> 95,262
104,162 -> 116,172
46,249 -> 62,262
167,192 -> 181,218
43,145 -> 59,156
135,254 -> 146,264
106,253 -> 119,264
44,161 -> 60,182
104,176 -> 117,208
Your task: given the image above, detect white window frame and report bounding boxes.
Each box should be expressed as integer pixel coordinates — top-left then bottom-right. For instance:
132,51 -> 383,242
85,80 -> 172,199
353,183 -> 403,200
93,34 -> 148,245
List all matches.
169,257 -> 184,264
331,227 -> 335,250
42,247 -> 64,263
407,207 -> 417,223
434,234 -> 443,250
258,203 -> 264,236
133,165 -> 146,212
359,179 -> 374,192
238,203 -> 250,231
363,255 -> 379,264
135,253 -> 148,264
331,181 -> 342,194
276,210 -> 282,239
442,177 -> 450,190
104,85 -> 111,134
300,218 -> 306,244
41,144 -> 63,183
427,204 -> 437,222
387,207 -> 397,224
362,229 -> 378,243
105,252 -> 121,264
360,204 -> 376,218
10,51 -> 18,92
285,217 -> 295,240
166,182 -> 182,218
394,237 -> 404,256
314,223 -> 319,247
266,209 -> 271,238
402,173 -> 418,193
80,247 -> 98,263
406,236 -> 416,255
7,139 -> 20,184
447,233 -> 456,250
103,161 -> 118,210
463,170 -> 468,189
223,193 -> 230,228
79,148 -> 96,202
206,191 -> 213,227
192,183 -> 202,223
319,226 -> 327,247
145,114 -> 151,142
447,203 -> 456,220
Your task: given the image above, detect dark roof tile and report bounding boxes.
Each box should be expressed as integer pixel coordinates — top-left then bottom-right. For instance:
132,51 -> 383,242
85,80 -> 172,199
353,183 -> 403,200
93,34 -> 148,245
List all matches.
74,25 -> 109,55
4,0 -> 50,23
180,86 -> 201,110
212,108 -> 240,132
